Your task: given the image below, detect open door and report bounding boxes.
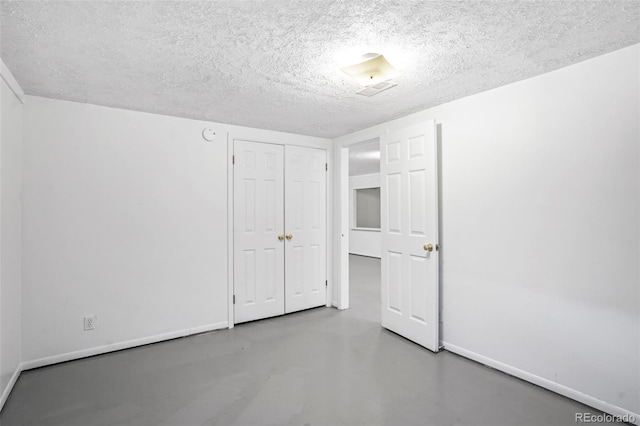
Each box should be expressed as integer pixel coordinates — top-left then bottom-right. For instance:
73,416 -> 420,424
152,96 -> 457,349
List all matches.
380,120 -> 440,352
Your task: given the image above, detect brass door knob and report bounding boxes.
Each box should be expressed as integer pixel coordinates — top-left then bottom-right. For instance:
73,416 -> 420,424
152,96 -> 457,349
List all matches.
423,244 -> 433,252
278,234 -> 285,241
286,234 -> 293,241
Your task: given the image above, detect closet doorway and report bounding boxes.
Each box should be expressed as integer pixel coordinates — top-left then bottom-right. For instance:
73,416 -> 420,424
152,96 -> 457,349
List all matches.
233,140 -> 328,324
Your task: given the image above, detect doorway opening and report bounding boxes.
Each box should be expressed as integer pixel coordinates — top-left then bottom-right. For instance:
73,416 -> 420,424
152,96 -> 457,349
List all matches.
346,139 -> 382,319
338,120 -> 441,352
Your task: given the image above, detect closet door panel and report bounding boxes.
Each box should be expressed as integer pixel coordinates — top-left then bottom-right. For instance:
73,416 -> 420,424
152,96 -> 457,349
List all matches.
234,141 -> 285,323
284,146 -> 327,313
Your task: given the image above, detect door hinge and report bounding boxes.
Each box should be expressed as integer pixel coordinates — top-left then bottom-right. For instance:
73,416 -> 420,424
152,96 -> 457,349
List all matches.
325,280 -> 328,287
233,294 -> 235,304
325,163 -> 328,171
232,155 -> 235,165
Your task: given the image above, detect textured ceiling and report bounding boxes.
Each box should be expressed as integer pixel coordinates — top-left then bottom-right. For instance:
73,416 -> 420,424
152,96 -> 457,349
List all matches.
1,1 -> 639,138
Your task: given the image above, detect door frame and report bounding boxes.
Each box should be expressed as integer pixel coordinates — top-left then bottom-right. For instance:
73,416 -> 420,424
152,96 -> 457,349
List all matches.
227,132 -> 333,328
332,115 -> 443,332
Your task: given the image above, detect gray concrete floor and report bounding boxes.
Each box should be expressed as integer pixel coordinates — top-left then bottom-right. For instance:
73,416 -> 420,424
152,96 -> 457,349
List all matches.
1,255 -> 610,425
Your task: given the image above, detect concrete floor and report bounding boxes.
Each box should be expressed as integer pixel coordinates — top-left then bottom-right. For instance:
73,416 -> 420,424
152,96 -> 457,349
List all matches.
1,255 -> 610,425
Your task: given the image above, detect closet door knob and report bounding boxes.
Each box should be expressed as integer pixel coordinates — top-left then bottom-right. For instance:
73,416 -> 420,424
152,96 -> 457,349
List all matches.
286,234 -> 293,241
423,244 -> 433,252
278,234 -> 285,241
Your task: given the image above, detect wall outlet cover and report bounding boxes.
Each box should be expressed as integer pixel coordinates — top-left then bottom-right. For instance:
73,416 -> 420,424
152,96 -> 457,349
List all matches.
84,315 -> 97,331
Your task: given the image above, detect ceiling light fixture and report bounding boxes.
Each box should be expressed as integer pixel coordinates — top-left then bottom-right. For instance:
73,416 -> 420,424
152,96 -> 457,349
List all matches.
340,53 -> 400,96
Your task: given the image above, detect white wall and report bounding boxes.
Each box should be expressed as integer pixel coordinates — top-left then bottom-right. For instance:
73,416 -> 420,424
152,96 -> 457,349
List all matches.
349,173 -> 380,258
335,44 -> 640,418
21,96 -> 331,366
0,68 -> 23,408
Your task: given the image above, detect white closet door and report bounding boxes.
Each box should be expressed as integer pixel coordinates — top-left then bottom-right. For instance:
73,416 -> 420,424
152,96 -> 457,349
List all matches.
380,120 -> 440,352
284,146 -> 327,313
234,141 -> 285,324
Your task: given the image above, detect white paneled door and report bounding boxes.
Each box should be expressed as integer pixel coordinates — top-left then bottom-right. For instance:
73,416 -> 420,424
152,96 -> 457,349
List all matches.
234,141 -> 285,323
284,146 -> 327,313
234,141 -> 327,324
380,120 -> 440,352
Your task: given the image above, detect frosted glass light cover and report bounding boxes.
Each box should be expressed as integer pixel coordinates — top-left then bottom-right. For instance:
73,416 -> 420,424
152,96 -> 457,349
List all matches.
340,54 -> 400,86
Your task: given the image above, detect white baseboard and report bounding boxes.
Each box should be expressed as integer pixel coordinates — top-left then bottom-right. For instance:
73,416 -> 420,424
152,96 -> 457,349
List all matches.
0,363 -> 22,411
332,301 -> 349,310
21,321 -> 228,371
442,341 -> 639,425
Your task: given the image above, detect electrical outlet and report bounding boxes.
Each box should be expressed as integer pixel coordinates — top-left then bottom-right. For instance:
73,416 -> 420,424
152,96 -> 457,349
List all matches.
84,315 -> 97,331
